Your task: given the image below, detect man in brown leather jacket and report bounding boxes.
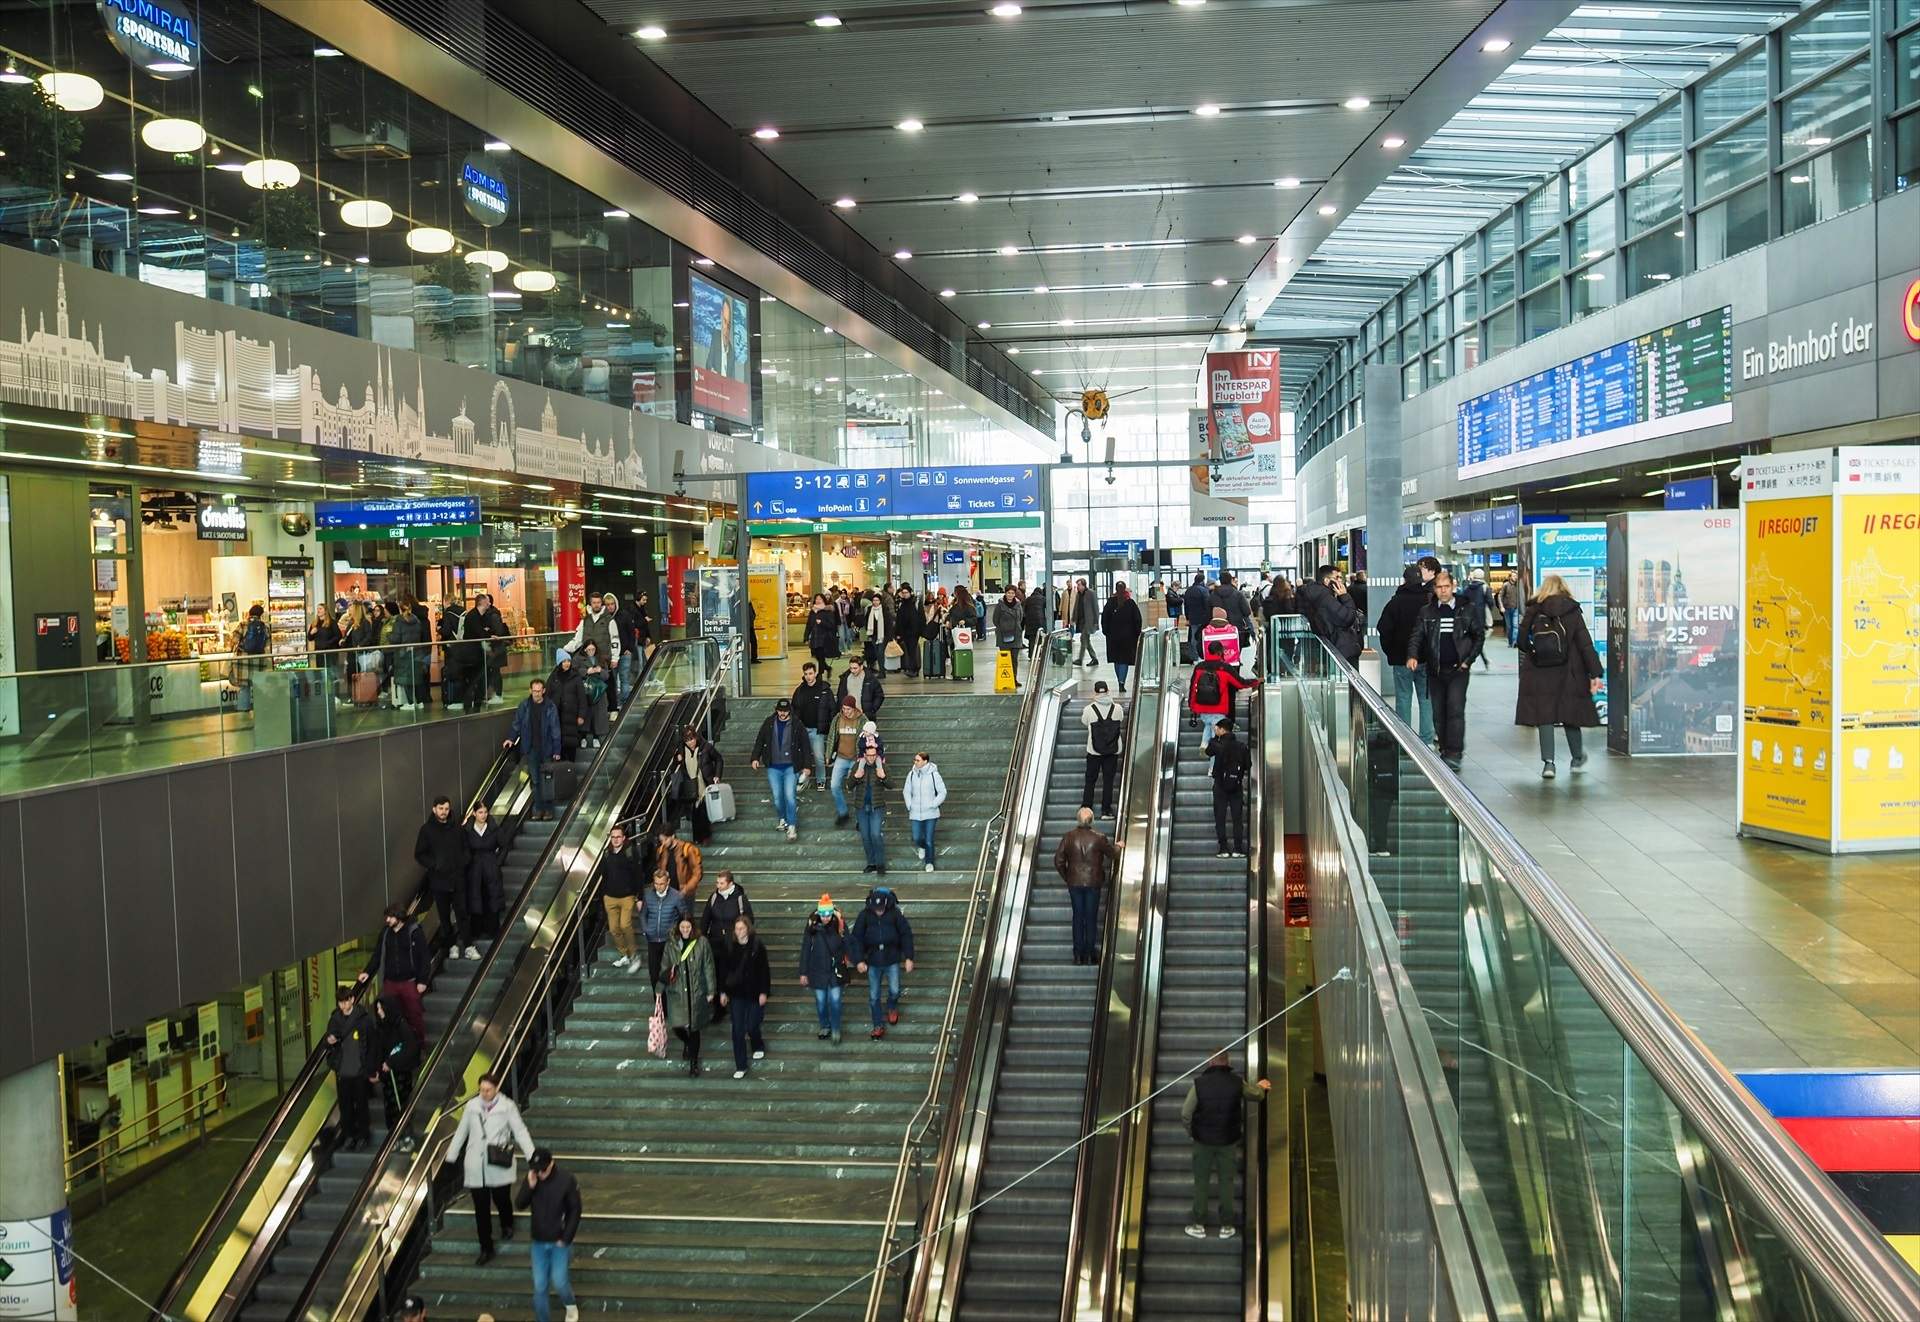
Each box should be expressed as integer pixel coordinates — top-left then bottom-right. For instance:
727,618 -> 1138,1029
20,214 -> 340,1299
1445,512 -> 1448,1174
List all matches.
1053,807 -> 1120,965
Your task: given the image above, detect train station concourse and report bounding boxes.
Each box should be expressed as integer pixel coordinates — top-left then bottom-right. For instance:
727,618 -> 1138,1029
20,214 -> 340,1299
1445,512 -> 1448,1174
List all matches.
0,0 -> 1916,1318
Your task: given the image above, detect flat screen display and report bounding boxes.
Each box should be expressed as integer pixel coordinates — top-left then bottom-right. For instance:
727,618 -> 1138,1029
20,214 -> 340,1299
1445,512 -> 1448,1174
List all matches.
689,271 -> 752,425
1457,307 -> 1732,479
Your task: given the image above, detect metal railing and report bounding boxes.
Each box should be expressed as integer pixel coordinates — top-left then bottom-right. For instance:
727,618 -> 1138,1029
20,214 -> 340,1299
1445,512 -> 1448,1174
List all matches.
307,639 -> 736,1320
857,631 -> 1062,1319
1272,627 -> 1920,1318
65,1074 -> 231,1208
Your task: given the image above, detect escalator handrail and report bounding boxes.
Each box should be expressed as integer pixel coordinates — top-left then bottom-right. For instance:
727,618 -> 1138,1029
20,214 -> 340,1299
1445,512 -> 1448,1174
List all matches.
1278,630 -> 1920,1318
149,695 -> 539,1320
307,641 -> 734,1321
1240,683 -> 1268,1319
1061,625 -> 1181,1320
859,632 -> 1064,1320
901,631 -> 1082,1322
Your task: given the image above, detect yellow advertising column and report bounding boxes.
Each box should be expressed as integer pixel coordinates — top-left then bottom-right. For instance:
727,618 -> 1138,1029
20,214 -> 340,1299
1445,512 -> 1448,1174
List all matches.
1738,447 -> 1920,852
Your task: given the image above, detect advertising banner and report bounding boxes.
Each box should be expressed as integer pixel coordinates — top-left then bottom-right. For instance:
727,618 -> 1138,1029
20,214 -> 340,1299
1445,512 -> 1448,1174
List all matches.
0,1210 -> 78,1320
1833,447 -> 1920,846
1530,522 -> 1610,720
1187,408 -> 1246,526
689,272 -> 752,424
747,565 -> 787,660
1605,512 -> 1739,755
1205,350 -> 1284,496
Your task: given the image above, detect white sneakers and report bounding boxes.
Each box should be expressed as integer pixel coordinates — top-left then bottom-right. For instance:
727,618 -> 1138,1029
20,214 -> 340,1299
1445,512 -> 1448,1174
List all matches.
787,824 -> 798,841
463,945 -> 481,960
628,959 -> 643,977
612,955 -> 630,969
1219,1225 -> 1237,1240
565,1307 -> 580,1322
752,1049 -> 765,1060
1184,1224 -> 1207,1239
732,1069 -> 746,1079
925,862 -> 935,873
915,847 -> 925,861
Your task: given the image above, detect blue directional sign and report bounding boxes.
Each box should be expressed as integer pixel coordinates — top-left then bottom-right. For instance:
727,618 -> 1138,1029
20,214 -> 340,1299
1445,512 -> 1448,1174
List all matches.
314,495 -> 480,529
746,465 -> 1041,522
1099,538 -> 1148,557
1664,475 -> 1717,510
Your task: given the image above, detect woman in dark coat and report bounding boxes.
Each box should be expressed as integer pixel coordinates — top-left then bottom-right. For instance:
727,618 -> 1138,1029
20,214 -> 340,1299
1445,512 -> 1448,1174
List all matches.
463,802 -> 508,946
806,593 -> 841,669
1514,574 -> 1604,780
718,916 -> 772,1079
1099,581 -> 1144,688
892,587 -> 921,676
547,652 -> 588,761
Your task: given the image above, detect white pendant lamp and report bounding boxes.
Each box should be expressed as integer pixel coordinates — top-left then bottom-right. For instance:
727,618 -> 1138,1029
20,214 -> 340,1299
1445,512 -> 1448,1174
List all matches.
339,198 -> 393,228
141,118 -> 206,153
512,269 -> 556,293
39,72 -> 103,112
241,158 -> 299,190
464,249 -> 509,272
405,226 -> 455,254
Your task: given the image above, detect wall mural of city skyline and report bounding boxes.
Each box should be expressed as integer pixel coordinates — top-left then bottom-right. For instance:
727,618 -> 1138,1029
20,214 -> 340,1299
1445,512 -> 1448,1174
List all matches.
0,246 -> 806,490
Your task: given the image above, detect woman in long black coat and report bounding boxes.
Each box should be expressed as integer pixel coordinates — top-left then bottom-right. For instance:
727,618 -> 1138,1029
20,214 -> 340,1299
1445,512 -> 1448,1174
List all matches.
463,802 -> 508,949
806,593 -> 841,668
1514,574 -> 1604,780
892,587 -> 921,676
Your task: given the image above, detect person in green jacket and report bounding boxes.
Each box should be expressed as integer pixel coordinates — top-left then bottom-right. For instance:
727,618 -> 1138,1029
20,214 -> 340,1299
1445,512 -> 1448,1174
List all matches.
659,913 -> 715,1077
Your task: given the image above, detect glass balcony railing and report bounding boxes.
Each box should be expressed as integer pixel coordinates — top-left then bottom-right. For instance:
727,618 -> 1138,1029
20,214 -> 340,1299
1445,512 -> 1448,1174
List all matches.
0,631 -> 581,794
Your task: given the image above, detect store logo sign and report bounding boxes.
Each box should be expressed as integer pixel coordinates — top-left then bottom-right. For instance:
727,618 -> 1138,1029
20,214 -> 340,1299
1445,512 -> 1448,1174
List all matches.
98,0 -> 197,76
1902,278 -> 1920,344
197,494 -> 248,541
460,155 -> 510,225
1739,317 -> 1873,381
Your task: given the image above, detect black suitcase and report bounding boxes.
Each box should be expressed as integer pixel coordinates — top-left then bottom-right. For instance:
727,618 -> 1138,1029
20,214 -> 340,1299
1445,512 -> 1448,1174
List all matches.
543,762 -> 580,803
1179,638 -> 1194,666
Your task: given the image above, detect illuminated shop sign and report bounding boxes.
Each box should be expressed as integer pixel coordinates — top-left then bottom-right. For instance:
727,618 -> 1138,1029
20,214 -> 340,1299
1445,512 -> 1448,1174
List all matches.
1903,278 -> 1920,345
98,0 -> 197,77
460,154 -> 510,225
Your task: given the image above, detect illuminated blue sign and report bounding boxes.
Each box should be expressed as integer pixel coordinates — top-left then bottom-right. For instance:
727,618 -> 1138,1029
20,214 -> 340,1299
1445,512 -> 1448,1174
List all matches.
314,496 -> 481,530
1664,476 -> 1717,510
893,464 -> 1040,516
746,464 -> 1042,521
459,155 -> 510,225
98,0 -> 197,76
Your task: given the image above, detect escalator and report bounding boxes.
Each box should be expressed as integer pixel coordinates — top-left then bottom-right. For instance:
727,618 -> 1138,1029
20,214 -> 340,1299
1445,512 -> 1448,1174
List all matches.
154,640 -> 721,1322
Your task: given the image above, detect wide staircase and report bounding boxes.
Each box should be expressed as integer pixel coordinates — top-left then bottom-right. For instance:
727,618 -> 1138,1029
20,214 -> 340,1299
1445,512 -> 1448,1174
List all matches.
409,691 -> 1018,1320
1134,714 -> 1252,1317
954,695 -> 1104,1321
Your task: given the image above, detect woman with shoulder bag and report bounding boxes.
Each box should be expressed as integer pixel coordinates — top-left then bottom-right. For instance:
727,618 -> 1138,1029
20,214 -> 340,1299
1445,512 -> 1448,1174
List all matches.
661,913 -> 716,1076
442,1071 -> 535,1264
1514,573 -> 1604,781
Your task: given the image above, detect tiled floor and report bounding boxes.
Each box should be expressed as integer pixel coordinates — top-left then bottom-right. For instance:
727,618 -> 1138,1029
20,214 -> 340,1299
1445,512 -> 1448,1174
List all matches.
1362,646 -> 1919,1072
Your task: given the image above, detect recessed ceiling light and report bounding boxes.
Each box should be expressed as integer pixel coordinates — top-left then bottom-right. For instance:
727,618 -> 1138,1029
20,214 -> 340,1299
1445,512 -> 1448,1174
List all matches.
1173,0 -> 1207,6
1033,284 -> 1049,293
1274,176 -> 1301,189
635,24 -> 666,40
989,3 -> 1022,15
1343,96 -> 1371,110
604,209 -> 630,218
753,126 -> 780,140
1058,318 -> 1074,326
1788,174 -> 1811,184
1236,233 -> 1256,245
833,196 -> 857,208
952,192 -> 980,205
1211,277 -> 1228,287
939,288 -> 956,297
811,14 -> 843,27
1007,347 -> 1020,355
1647,272 -> 1673,281
314,46 -> 343,57
1127,281 -> 1144,289
1193,103 -> 1221,117
136,206 -> 180,216
1317,204 -> 1337,216
483,140 -> 510,152
98,171 -> 133,182
1804,136 -> 1830,146
977,321 -> 992,329
897,118 -> 924,133
1481,36 -> 1511,53
894,249 -> 913,260
999,244 -> 1019,256
693,257 -> 714,266
1381,135 -> 1405,149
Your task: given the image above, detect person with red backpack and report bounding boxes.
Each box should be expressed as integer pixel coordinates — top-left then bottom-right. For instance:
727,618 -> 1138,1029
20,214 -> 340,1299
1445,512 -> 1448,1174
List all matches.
1188,641 -> 1260,767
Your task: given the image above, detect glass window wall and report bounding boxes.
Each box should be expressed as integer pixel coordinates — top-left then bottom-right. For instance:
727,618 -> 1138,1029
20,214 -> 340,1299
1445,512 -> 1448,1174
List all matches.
1570,203 -> 1616,265
1625,104 -> 1683,179
1571,256 -> 1617,320
1697,117 -> 1769,199
1695,183 -> 1769,265
1625,161 -> 1684,236
1782,133 -> 1873,232
1783,58 -> 1872,157
1784,0 -> 1870,87
1567,142 -> 1616,212
1698,52 -> 1767,135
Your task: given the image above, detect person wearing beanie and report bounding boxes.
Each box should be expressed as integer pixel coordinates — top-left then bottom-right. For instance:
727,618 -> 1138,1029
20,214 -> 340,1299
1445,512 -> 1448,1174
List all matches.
798,894 -> 850,1044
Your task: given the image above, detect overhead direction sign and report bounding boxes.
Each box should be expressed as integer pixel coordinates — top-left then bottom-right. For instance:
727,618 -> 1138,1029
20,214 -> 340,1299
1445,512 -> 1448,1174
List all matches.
746,465 -> 1040,522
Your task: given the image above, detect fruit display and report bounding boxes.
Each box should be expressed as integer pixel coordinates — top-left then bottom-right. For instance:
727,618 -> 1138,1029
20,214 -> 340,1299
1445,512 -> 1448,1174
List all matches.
145,631 -> 191,660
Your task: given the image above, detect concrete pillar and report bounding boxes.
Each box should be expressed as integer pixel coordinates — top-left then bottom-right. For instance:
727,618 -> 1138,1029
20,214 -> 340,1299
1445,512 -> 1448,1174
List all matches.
0,1059 -> 77,1319
1361,364 -> 1405,626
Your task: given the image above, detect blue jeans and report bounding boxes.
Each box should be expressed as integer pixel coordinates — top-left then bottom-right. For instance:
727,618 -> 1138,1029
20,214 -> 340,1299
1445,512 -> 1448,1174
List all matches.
910,816 -> 937,868
529,1240 -> 575,1322
867,961 -> 902,1026
808,731 -> 828,782
831,756 -> 856,817
812,983 -> 843,1034
1504,606 -> 1519,646
767,764 -> 798,828
1392,665 -> 1435,742
1200,713 -> 1223,769
1069,886 -> 1102,960
615,650 -> 634,706
858,805 -> 887,868
1115,661 -> 1131,690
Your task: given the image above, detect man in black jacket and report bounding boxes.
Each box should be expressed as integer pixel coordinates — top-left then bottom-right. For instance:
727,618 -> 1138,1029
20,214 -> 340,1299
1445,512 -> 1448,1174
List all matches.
1408,570 -> 1485,772
1375,566 -> 1436,745
375,904 -> 431,1044
515,1148 -> 582,1322
1205,719 -> 1252,857
837,656 -> 885,719
791,662 -> 836,790
1020,581 -> 1047,654
373,994 -> 422,1130
414,797 -> 471,961
1181,573 -> 1211,659
324,986 -> 376,1150
1294,566 -> 1363,664
1182,1050 -> 1271,1239
471,592 -> 511,706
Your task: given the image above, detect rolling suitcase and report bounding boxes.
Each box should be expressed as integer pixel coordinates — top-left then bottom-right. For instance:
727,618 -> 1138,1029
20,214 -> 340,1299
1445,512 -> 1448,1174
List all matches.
704,780 -> 736,824
951,645 -> 974,681
352,669 -> 380,706
542,762 -> 580,803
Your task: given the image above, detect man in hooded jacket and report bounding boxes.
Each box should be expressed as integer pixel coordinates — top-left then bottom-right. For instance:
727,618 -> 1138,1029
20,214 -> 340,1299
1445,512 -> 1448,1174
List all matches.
848,887 -> 915,1040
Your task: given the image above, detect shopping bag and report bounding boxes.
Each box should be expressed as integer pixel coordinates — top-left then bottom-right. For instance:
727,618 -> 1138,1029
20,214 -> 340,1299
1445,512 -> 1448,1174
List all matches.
647,996 -> 668,1059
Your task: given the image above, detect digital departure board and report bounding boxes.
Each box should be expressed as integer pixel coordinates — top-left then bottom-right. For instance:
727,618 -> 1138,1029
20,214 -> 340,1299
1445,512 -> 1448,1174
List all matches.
1456,307 -> 1732,478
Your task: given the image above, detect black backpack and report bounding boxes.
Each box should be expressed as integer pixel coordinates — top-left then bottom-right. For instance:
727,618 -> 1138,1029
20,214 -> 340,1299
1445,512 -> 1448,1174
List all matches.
1089,702 -> 1124,756
1528,612 -> 1570,667
1194,666 -> 1224,707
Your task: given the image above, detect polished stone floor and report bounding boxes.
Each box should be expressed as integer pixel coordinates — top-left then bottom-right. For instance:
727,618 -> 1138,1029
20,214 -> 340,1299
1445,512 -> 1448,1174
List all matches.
1362,646 -> 1919,1072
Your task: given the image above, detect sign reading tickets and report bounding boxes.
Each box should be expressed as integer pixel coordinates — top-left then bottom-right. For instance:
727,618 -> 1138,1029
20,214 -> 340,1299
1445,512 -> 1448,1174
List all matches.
1738,447 -> 1919,853
1205,350 -> 1284,496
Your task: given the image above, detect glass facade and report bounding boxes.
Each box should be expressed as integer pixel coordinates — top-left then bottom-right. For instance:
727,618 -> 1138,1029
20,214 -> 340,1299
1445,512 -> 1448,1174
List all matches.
1299,0 -> 1911,465
0,0 -> 1047,468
